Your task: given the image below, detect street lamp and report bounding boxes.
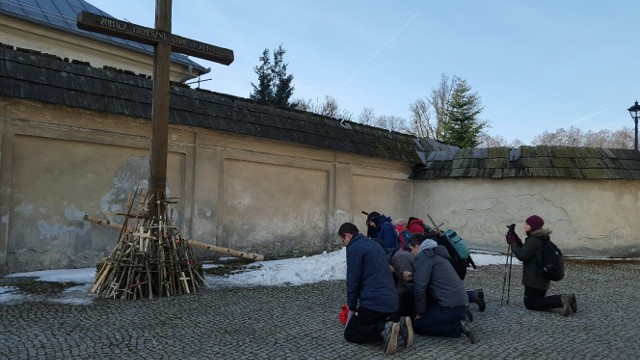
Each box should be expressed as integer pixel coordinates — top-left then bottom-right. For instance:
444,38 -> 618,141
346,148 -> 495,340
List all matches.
628,100 -> 640,151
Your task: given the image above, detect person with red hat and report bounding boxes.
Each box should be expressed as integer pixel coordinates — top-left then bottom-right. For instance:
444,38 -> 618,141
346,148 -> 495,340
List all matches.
505,215 -> 577,316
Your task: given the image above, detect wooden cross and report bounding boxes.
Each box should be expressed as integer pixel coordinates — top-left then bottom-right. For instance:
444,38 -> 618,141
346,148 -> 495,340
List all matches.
77,0 -> 233,215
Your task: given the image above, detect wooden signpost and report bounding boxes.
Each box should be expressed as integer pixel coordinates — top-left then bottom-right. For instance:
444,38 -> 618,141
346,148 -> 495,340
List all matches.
77,1 -> 234,299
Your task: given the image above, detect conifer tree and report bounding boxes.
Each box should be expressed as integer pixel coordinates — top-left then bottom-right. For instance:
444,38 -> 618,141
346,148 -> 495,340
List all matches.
272,45 -> 294,106
250,45 -> 294,107
250,48 -> 274,104
440,78 -> 487,148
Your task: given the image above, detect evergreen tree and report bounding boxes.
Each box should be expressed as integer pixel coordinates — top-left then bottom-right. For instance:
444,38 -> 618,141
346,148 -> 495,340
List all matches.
250,45 -> 294,107
272,45 -> 294,106
440,78 -> 487,148
250,48 -> 274,104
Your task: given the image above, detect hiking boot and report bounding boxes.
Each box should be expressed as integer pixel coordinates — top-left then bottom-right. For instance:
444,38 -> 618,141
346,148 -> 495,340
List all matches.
474,288 -> 486,312
570,293 -> 577,313
466,307 -> 474,322
398,316 -> 414,348
381,321 -> 399,355
561,294 -> 573,316
460,319 -> 477,344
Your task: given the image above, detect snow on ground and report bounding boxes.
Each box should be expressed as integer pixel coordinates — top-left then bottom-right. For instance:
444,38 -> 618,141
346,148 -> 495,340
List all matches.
0,249 -> 509,305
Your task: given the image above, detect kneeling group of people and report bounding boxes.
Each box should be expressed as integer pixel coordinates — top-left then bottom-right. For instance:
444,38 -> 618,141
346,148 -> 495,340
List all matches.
338,221 -> 482,355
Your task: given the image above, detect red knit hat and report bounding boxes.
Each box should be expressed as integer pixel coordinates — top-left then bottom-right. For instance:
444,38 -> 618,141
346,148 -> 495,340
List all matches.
526,215 -> 544,231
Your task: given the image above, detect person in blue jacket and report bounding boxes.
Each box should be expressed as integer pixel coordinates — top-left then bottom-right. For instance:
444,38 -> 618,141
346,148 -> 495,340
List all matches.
338,222 -> 413,355
366,211 -> 399,253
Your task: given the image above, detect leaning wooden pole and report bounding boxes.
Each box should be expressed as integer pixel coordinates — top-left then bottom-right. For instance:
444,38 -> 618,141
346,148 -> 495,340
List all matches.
84,215 -> 264,261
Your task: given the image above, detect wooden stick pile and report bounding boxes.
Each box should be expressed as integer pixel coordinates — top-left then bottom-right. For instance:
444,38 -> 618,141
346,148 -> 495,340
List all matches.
90,189 -> 205,299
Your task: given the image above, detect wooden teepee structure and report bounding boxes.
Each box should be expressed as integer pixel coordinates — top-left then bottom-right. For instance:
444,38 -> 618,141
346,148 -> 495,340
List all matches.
90,189 -> 205,299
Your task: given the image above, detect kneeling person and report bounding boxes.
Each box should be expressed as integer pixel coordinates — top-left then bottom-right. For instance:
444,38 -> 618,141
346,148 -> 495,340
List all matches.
410,234 -> 476,343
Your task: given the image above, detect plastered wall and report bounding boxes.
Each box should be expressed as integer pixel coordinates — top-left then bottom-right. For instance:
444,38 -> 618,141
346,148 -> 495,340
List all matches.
0,98 -> 414,273
412,178 -> 640,257
1,98 -> 638,274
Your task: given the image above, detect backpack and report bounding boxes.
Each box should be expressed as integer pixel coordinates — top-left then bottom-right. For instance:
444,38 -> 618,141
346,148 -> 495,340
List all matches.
442,229 -> 471,260
540,239 -> 564,281
395,227 -> 413,251
429,234 -> 471,280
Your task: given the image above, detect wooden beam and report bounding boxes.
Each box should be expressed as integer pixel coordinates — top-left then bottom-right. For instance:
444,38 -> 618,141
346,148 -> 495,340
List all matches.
76,11 -> 234,65
83,214 -> 264,261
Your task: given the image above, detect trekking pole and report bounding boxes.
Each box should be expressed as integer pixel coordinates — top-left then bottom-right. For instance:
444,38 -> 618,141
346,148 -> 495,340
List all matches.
506,246 -> 513,304
500,244 -> 514,306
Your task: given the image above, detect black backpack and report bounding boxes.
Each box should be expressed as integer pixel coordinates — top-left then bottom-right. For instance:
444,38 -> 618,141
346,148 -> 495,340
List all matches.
540,239 -> 564,281
429,234 -> 473,280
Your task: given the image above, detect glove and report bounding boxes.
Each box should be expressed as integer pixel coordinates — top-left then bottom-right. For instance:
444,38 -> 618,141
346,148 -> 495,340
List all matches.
505,232 -> 521,245
339,303 -> 350,325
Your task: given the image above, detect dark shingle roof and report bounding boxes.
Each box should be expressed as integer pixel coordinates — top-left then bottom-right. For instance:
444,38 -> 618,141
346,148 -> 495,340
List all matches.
0,46 -> 418,163
0,0 -> 208,74
410,145 -> 640,180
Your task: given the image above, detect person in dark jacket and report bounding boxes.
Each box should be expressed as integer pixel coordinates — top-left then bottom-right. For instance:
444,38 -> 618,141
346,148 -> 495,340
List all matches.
409,234 -> 476,343
366,211 -> 398,253
506,215 -> 577,316
390,249 -> 415,318
339,222 -> 413,354
365,211 -> 381,239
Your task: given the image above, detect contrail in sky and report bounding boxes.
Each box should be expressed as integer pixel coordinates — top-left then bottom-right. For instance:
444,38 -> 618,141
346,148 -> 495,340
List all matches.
339,8 -> 423,92
567,103 -> 619,127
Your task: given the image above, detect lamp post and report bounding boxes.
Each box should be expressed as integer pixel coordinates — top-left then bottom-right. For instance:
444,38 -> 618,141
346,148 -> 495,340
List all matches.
628,100 -> 640,151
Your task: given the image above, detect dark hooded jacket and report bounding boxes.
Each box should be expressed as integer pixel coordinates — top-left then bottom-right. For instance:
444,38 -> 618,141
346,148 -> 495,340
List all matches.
413,239 -> 467,316
346,233 -> 399,313
511,228 -> 553,290
374,215 -> 398,251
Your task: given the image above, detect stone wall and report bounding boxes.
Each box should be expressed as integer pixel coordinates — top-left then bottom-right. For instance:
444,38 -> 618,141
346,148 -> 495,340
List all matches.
413,178 -> 640,257
0,98 -> 414,273
2,98 -> 639,274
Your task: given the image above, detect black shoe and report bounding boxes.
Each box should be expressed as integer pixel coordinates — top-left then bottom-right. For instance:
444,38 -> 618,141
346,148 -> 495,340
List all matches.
561,295 -> 572,316
460,320 -> 477,344
398,316 -> 414,348
474,289 -> 486,312
381,321 -> 399,355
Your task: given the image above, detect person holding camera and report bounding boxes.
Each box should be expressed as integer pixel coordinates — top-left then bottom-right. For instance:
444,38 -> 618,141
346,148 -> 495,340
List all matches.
505,215 -> 577,316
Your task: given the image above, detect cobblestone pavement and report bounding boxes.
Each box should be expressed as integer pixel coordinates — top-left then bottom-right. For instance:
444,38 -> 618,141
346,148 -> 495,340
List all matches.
1,259 -> 639,359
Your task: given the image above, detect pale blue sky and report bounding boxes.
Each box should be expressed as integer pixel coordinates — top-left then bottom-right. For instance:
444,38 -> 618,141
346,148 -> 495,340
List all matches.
89,0 -> 640,144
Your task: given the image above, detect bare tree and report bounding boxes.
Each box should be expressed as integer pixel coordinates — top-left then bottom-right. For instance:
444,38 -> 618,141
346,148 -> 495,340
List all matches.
509,138 -> 524,147
409,73 -> 466,140
477,133 -> 507,147
531,126 -> 635,148
358,107 -> 376,126
291,95 -> 352,120
609,128 -> 634,148
374,115 -> 410,133
409,98 -> 433,138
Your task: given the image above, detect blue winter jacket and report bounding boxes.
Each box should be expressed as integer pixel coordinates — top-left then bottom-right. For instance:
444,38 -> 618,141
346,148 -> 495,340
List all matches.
376,215 -> 399,251
346,233 -> 399,313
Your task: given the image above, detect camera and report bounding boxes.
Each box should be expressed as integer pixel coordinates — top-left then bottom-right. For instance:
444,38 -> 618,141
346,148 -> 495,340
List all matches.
506,223 -> 516,235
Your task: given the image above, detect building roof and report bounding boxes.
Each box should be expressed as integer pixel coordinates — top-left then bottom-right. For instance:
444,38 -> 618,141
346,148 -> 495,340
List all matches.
0,46 -> 419,163
0,0 -> 208,74
410,145 -> 640,180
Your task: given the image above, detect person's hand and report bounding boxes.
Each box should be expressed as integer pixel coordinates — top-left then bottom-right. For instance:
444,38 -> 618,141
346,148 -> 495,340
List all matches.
346,310 -> 355,326
402,271 -> 413,283
505,232 -> 521,245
